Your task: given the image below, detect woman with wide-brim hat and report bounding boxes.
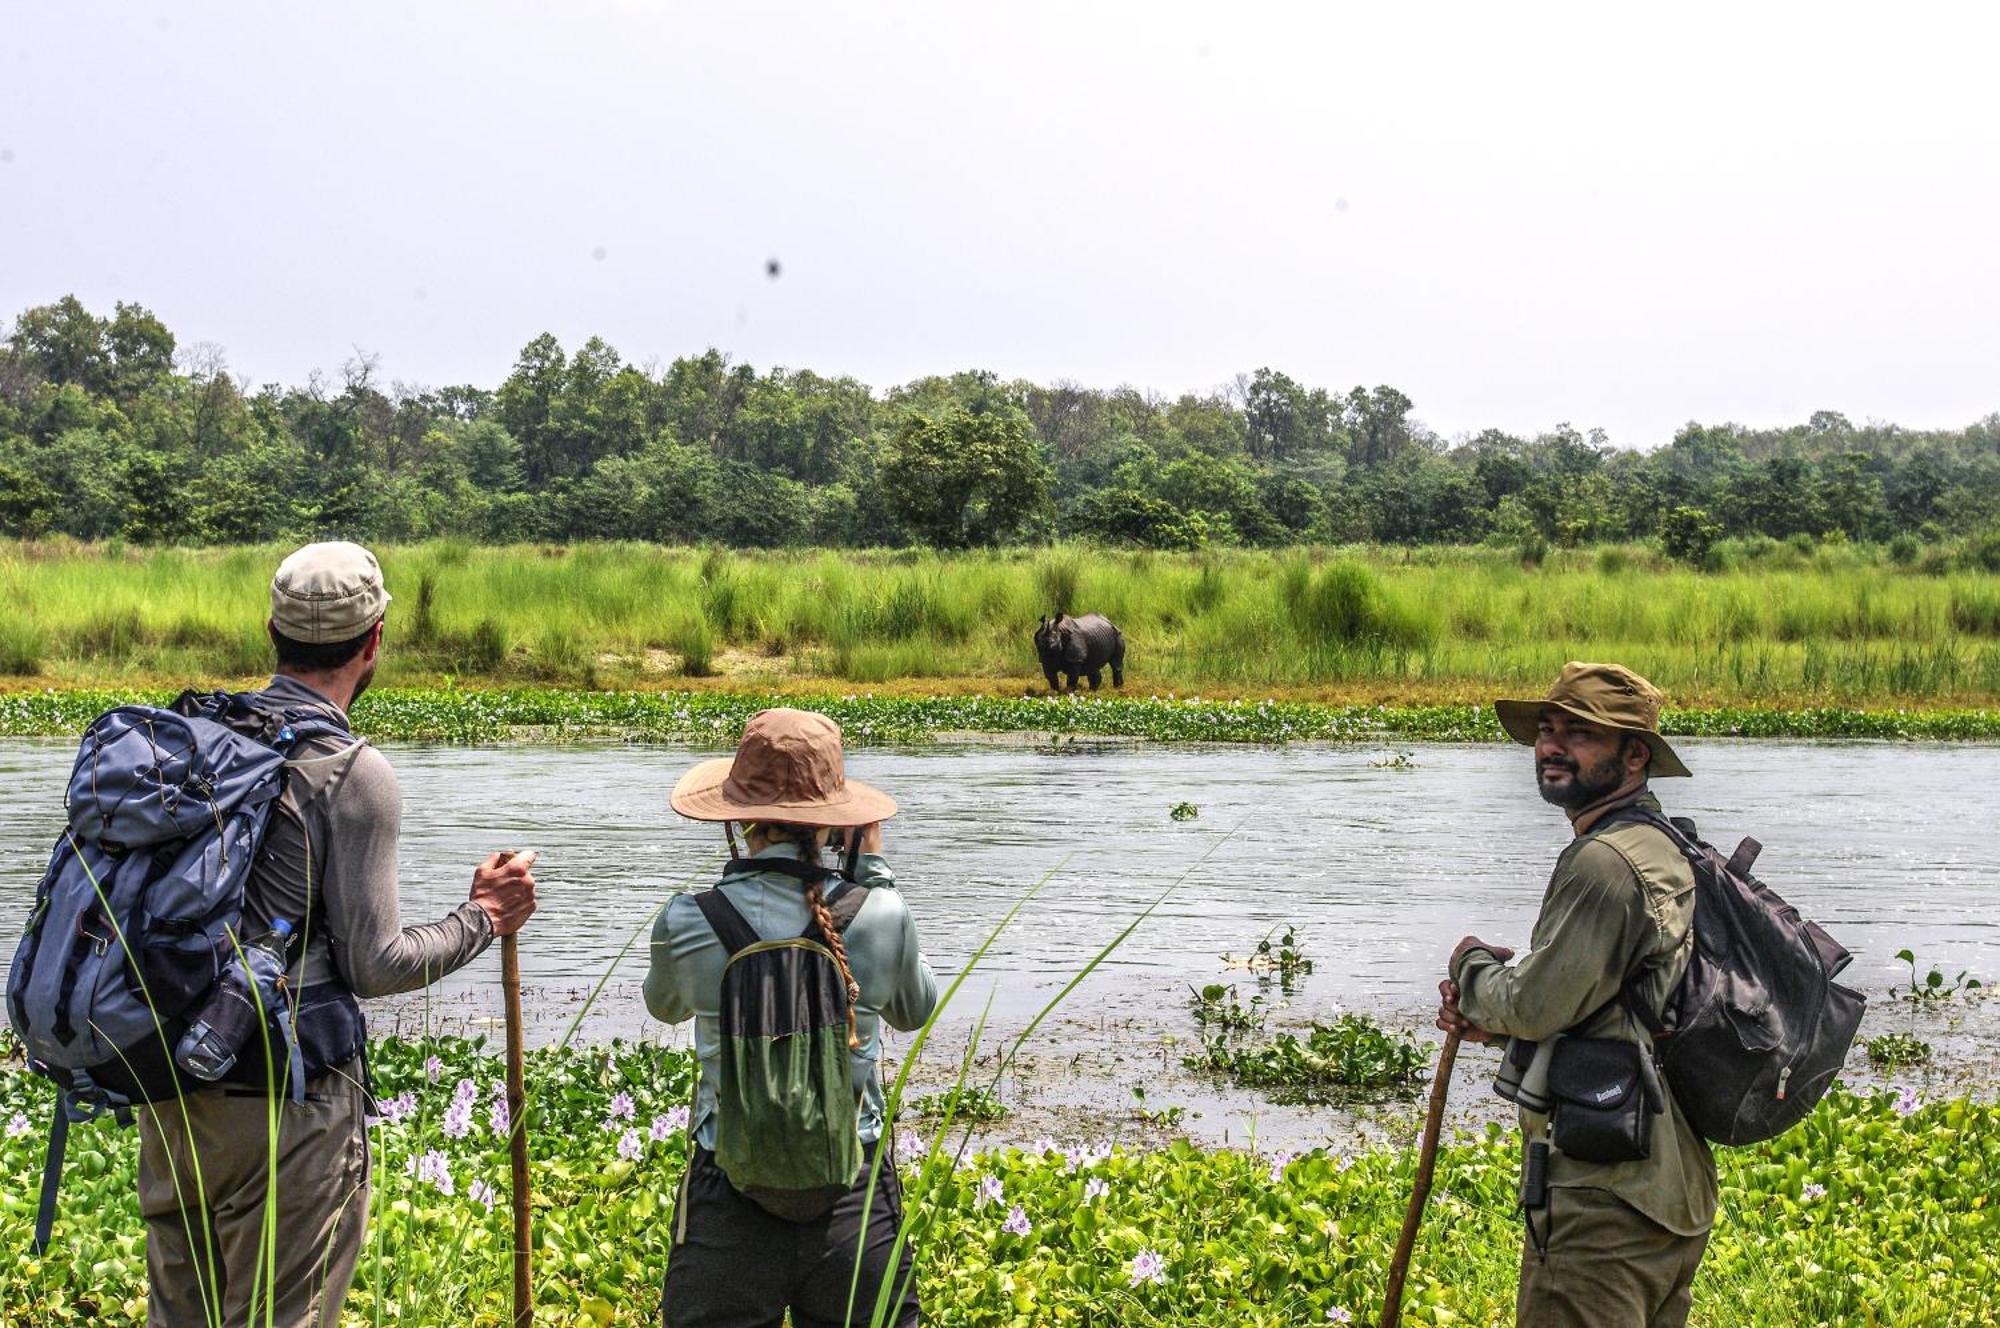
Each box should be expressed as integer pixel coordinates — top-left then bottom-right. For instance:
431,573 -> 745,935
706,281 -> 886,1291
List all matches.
647,707 -> 937,1328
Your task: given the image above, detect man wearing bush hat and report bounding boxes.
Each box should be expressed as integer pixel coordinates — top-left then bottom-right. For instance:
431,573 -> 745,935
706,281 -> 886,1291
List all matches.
1436,661 -> 1715,1327
135,541 -> 540,1328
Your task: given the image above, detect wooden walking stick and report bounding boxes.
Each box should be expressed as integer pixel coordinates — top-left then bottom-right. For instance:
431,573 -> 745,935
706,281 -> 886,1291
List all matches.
497,850 -> 538,1328
1380,1032 -> 1460,1328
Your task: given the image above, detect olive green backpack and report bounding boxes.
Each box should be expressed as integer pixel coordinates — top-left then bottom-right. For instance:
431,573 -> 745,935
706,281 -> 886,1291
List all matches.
692,859 -> 869,1221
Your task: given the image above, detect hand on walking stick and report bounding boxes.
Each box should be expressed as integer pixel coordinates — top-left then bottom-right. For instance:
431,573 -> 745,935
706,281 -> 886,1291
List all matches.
473,849 -> 539,934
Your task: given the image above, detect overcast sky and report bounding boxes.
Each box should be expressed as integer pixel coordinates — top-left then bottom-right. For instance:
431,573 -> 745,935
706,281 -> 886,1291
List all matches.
3,2 -> 1995,448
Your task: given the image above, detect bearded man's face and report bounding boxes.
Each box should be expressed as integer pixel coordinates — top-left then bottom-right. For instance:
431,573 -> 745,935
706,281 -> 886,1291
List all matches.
1534,710 -> 1644,809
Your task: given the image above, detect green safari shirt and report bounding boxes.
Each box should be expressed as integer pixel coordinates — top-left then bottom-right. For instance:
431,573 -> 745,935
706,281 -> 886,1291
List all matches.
1453,789 -> 1719,1236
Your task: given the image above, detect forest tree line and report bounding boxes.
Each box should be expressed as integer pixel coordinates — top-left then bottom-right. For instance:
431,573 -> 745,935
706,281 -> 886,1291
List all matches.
3,296 -> 1997,559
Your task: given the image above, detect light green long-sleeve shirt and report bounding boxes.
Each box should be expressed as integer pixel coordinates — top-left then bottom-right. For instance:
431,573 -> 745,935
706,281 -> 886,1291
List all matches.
1453,790 -> 1718,1236
644,843 -> 939,1150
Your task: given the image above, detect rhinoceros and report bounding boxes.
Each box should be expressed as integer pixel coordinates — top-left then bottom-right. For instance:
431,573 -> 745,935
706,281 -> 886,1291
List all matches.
1034,612 -> 1126,692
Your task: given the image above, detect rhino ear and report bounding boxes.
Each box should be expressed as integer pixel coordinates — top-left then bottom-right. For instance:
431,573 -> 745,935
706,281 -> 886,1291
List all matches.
1038,615 -> 1048,628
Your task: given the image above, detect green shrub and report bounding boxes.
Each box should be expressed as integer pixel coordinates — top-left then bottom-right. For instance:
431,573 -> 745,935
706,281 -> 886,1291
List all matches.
1188,559 -> 1226,614
0,617 -> 44,675
407,571 -> 440,647
671,614 -> 717,677
1950,585 -> 2000,637
1969,529 -> 2000,574
447,618 -> 510,674
220,623 -> 272,677
162,615 -> 232,650
1281,561 -> 1432,649
701,569 -> 745,639
880,575 -> 941,640
73,609 -> 146,657
1035,548 -> 1084,616
526,626 -> 587,680
1888,534 -> 1920,566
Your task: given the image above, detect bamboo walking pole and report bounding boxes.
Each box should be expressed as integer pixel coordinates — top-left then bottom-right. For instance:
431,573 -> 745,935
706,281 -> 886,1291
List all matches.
497,851 -> 537,1328
1380,1032 -> 1460,1328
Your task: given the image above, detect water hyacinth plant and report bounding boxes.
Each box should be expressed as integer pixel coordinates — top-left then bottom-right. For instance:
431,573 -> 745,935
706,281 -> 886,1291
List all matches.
3,1040 -> 1998,1324
1890,948 -> 1985,1006
2,685 -> 1999,747
1864,1032 -> 1933,1070
1186,1014 -> 1432,1105
909,1086 -> 1009,1125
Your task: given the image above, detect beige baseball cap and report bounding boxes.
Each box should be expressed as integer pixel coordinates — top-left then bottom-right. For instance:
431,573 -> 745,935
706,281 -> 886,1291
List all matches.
269,542 -> 392,644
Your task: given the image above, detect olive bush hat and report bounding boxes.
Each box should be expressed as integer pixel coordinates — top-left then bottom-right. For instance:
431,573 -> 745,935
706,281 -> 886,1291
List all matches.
671,707 -> 898,827
1495,661 -> 1692,778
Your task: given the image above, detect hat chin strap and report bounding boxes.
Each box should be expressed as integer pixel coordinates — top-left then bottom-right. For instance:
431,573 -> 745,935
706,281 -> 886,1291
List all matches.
723,822 -> 743,860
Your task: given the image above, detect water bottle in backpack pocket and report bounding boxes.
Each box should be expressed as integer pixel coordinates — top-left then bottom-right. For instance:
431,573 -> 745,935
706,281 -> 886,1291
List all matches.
176,920 -> 297,1082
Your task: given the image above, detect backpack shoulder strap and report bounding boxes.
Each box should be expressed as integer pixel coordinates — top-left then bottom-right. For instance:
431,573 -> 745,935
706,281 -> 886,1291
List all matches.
1574,805 -> 1688,1041
31,1099 -> 69,1256
173,687 -> 356,751
692,886 -> 762,957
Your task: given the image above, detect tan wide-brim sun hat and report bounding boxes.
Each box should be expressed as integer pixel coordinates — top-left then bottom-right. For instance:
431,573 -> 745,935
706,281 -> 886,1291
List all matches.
670,707 -> 898,827
1494,660 -> 1692,778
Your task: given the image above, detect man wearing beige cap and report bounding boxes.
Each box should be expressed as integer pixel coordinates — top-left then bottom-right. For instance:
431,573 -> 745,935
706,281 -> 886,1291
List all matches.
1435,662 -> 1716,1327
136,541 -> 539,1328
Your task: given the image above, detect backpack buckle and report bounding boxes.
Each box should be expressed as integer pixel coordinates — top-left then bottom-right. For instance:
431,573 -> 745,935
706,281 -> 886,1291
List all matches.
78,916 -> 111,956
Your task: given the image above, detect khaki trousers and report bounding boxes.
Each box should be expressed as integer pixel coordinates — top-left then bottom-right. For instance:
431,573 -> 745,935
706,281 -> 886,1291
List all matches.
1518,1185 -> 1711,1328
136,1061 -> 370,1328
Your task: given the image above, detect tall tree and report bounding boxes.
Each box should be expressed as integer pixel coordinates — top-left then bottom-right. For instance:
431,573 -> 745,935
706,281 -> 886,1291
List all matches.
495,333 -> 568,484
880,407 -> 1049,548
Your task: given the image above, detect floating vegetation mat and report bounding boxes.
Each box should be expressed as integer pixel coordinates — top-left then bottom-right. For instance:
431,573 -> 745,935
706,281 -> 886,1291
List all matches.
1,686 -> 1997,746
1,1036 -> 1994,1325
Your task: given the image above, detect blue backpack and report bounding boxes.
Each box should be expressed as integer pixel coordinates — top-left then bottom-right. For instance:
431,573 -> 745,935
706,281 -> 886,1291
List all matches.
6,689 -> 350,1252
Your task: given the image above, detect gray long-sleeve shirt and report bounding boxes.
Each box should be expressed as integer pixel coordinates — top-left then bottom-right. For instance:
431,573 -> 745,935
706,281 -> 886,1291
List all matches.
245,675 -> 493,997
645,843 -> 939,1149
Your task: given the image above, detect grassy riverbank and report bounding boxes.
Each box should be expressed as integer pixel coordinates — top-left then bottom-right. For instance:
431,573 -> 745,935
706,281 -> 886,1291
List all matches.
2,541 -> 1998,709
1,1035 -> 1992,1327
2,685 -> 1998,744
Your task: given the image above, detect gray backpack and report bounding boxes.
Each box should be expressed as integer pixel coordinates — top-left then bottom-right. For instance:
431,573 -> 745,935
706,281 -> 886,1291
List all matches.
6,689 -> 346,1251
1610,809 -> 1866,1145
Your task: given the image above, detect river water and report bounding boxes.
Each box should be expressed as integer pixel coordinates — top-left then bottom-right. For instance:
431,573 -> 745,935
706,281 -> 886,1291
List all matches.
4,736 -> 1995,1146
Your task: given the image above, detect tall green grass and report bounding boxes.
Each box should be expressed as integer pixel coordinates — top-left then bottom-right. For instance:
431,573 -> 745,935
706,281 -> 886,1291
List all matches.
2,540 -> 1997,704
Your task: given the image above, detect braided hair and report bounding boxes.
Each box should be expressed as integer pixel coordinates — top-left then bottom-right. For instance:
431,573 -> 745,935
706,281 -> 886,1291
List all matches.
742,822 -> 863,1050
